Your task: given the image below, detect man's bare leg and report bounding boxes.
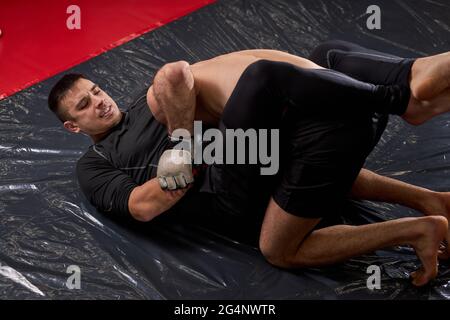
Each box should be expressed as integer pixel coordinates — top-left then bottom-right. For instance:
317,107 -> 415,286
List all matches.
242,49 -> 450,126
351,169 -> 450,258
236,47 -> 450,127
401,87 -> 450,125
240,48 -> 450,126
351,169 -> 449,216
410,52 -> 450,101
260,198 -> 448,287
399,52 -> 450,125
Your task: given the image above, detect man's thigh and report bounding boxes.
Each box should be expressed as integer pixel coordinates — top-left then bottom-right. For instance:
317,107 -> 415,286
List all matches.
272,108 -> 379,219
209,101 -> 387,234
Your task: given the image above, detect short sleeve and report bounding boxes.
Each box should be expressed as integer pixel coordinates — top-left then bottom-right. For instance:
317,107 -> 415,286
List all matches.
76,150 -> 139,218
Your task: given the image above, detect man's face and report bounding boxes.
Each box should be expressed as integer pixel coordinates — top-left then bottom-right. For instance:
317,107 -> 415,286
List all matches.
61,78 -> 122,137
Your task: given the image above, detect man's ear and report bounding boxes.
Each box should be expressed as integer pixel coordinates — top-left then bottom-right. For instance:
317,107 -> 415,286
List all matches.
63,120 -> 80,133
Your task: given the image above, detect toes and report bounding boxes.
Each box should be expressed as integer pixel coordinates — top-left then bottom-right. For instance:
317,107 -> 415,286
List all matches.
411,268 -> 429,287
410,268 -> 424,287
413,249 -> 439,286
411,261 -> 438,287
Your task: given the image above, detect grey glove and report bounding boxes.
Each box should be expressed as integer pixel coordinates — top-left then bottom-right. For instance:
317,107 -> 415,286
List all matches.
157,149 -> 194,190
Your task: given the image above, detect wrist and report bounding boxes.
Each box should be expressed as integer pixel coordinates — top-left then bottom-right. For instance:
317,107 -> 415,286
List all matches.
168,121 -> 194,136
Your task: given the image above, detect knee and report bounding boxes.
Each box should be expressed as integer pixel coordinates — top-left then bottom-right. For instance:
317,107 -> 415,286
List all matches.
242,59 -> 278,85
259,236 -> 299,269
259,241 -> 288,268
309,40 -> 351,67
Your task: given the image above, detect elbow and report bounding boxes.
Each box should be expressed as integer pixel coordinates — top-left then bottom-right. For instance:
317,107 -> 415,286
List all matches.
130,209 -> 154,222
149,60 -> 192,125
129,200 -> 158,222
146,86 -> 167,125
128,188 -> 159,222
154,60 -> 192,92
161,60 -> 191,85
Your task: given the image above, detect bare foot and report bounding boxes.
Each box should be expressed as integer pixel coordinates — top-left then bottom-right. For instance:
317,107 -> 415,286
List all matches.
422,192 -> 450,259
410,52 -> 450,101
401,87 -> 450,125
409,216 -> 448,286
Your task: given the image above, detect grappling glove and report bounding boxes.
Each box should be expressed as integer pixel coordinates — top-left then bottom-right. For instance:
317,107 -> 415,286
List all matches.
157,132 -> 203,190
157,148 -> 194,190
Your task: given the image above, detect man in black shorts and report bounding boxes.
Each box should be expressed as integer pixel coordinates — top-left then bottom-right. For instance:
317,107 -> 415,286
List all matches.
48,40 -> 450,286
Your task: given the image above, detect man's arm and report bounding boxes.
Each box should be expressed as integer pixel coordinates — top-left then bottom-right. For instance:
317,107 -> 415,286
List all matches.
77,150 -> 188,223
147,61 -> 200,191
128,178 -> 190,222
146,49 -> 320,131
147,61 -> 197,134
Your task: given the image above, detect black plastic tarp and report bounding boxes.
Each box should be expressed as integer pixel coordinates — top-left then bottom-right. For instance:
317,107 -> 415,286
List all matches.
1,0 -> 450,299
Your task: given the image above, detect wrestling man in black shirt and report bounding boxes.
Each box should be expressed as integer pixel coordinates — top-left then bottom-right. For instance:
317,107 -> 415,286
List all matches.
48,40 -> 450,286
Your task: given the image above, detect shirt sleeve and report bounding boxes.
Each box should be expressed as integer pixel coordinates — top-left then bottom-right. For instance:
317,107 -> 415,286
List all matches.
76,150 -> 139,219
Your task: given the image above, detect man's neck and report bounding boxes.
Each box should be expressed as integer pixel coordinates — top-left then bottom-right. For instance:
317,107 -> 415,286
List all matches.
91,131 -> 110,144
90,112 -> 124,143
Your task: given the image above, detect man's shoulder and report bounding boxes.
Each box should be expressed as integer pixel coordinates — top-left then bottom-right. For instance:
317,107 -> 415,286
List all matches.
127,87 -> 149,112
76,145 -> 110,171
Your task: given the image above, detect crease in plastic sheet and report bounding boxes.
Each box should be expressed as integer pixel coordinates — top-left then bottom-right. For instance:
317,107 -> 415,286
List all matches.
1,0 -> 450,299
0,264 -> 45,297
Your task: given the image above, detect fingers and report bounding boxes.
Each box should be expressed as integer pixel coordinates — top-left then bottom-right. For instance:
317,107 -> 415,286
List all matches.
158,173 -> 193,190
163,184 -> 193,200
157,149 -> 194,190
164,189 -> 186,198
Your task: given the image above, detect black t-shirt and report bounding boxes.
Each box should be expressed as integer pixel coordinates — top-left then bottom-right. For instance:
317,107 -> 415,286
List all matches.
76,90 -> 214,219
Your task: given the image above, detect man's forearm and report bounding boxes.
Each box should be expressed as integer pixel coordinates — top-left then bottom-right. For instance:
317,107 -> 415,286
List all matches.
128,178 -> 189,222
152,61 -> 197,135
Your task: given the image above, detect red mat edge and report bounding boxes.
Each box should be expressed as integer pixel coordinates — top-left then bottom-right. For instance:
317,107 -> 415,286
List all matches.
0,0 -> 215,101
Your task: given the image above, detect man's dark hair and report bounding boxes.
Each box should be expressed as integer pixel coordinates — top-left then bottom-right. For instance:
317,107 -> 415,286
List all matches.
48,73 -> 86,122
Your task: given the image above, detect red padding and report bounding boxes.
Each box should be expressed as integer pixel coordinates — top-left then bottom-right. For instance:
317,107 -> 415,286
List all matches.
0,0 -> 215,99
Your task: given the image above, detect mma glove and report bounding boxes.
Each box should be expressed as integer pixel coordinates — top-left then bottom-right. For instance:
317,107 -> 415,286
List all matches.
157,134 -> 203,190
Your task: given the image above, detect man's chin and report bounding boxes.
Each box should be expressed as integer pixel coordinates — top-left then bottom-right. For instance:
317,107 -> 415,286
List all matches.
111,110 -> 123,125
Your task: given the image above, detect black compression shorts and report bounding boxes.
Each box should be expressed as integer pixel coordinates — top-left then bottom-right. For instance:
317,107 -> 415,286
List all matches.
210,40 -> 414,222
